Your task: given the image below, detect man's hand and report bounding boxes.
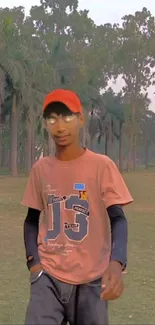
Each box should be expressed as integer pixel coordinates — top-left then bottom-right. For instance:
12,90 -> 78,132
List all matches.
27,256 -> 43,273
100,261 -> 124,301
30,263 -> 43,274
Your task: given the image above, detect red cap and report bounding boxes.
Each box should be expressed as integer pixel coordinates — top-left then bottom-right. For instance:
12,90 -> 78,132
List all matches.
43,89 -> 82,114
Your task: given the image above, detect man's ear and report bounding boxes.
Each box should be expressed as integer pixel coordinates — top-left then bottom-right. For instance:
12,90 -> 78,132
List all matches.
79,113 -> 85,128
43,119 -> 49,131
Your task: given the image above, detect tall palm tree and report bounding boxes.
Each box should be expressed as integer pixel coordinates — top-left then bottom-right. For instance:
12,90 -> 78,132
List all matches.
140,110 -> 155,169
0,18 -> 35,175
87,89 -> 125,170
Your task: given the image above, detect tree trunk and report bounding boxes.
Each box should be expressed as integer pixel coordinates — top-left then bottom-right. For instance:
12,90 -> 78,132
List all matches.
80,126 -> 87,147
1,141 -> 8,168
43,129 -> 49,157
82,126 -> 87,147
25,118 -> 32,174
119,121 -> 123,172
0,104 -> 2,167
108,119 -> 113,158
144,140 -> 149,169
127,104 -> 136,171
10,93 -> 18,176
20,138 -> 26,171
105,132 -> 108,156
127,124 -> 133,170
132,134 -> 136,170
89,136 -> 94,151
31,127 -> 36,165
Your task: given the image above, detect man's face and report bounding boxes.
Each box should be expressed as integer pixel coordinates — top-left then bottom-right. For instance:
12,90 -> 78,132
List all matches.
44,104 -> 84,147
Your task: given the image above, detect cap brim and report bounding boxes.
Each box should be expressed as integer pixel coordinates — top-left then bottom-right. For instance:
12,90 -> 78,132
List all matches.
43,99 -> 82,113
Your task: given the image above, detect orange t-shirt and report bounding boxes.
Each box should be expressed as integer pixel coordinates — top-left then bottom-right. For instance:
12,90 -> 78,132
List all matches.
22,149 -> 133,284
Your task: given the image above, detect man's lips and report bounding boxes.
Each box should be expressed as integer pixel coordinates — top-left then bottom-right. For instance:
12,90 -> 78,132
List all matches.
55,135 -> 69,140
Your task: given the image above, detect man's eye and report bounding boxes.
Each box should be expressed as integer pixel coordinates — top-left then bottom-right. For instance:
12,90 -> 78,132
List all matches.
63,115 -> 75,122
47,118 -> 56,124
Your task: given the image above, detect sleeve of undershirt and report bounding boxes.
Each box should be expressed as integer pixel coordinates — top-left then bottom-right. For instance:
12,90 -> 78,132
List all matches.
21,165 -> 44,212
107,205 -> 128,268
24,208 -> 40,263
101,158 -> 133,208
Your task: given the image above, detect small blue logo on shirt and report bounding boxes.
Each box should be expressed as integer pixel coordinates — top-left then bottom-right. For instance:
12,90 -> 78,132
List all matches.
74,183 -> 85,191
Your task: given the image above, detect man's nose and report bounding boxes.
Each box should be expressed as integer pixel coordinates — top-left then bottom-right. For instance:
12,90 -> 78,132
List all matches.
56,118 -> 66,132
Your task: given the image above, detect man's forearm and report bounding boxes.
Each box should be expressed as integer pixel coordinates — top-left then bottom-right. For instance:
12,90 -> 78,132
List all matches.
107,205 -> 128,269
24,208 -> 40,269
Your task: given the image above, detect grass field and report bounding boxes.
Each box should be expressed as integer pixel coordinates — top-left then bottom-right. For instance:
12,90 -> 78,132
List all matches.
0,171 -> 155,324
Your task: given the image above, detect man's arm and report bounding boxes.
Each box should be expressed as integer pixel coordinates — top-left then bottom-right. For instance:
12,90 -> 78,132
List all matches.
107,204 -> 127,271
24,207 -> 42,272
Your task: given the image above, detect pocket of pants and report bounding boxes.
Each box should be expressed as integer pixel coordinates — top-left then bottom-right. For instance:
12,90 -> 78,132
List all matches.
30,270 -> 44,284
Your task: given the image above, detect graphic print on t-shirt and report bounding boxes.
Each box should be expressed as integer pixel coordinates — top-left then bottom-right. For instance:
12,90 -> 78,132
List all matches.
44,185 -> 89,255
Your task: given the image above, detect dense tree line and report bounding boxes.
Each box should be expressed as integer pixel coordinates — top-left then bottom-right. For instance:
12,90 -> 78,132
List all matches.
0,1 -> 155,176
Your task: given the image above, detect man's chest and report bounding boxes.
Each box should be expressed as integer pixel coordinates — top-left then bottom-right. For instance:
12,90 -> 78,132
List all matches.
40,166 -> 99,201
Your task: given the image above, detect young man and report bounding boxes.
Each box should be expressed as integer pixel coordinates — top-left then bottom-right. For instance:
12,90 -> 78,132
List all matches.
22,89 -> 133,325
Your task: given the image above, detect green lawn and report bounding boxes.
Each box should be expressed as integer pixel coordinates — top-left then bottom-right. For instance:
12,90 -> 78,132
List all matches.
0,172 -> 155,324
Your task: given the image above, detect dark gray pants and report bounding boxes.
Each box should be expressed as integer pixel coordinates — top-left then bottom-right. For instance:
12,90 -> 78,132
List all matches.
25,271 -> 108,325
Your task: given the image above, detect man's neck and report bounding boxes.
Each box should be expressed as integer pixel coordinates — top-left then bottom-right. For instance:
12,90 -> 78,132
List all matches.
55,144 -> 85,161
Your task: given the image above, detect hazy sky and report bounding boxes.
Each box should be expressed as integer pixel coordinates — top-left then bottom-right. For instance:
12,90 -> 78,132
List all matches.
1,0 -> 155,109
1,0 -> 155,24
